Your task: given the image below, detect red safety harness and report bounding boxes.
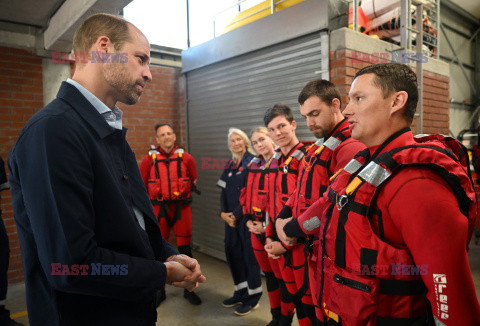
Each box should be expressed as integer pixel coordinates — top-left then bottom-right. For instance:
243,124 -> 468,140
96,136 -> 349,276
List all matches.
304,129 -> 476,325
268,143 -> 309,227
240,156 -> 270,223
147,147 -> 194,227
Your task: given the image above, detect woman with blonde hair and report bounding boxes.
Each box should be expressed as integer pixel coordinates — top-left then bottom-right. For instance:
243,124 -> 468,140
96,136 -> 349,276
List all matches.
217,128 -> 261,316
240,127 -> 291,325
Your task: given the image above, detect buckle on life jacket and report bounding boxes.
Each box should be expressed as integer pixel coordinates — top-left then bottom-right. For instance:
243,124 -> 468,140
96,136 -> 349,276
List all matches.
283,157 -> 293,174
304,156 -> 317,172
336,194 -> 348,210
252,206 -> 263,218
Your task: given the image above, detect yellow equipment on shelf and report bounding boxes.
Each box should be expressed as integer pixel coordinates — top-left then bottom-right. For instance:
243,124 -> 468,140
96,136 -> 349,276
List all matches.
223,0 -> 305,34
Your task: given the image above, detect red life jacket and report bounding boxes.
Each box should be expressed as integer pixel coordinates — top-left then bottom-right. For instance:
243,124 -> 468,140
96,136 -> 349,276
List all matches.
267,143 -> 308,222
239,156 -> 270,222
147,146 -> 192,202
305,132 -> 477,325
292,122 -> 352,219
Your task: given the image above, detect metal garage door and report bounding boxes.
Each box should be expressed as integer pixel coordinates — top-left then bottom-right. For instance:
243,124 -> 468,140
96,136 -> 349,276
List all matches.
185,31 -> 329,260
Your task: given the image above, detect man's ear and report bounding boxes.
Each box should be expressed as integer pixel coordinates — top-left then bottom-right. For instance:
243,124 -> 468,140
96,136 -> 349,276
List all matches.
331,98 -> 341,112
95,36 -> 111,52
291,120 -> 297,131
390,91 -> 408,116
93,36 -> 115,63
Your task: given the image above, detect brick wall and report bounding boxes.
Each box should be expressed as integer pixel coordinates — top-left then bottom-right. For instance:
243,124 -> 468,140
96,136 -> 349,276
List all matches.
0,46 -> 44,283
1,45 -> 184,284
330,49 -> 450,135
119,65 -> 185,163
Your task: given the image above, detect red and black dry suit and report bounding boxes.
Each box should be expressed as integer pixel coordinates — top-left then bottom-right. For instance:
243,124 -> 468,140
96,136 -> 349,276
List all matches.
285,128 -> 480,325
239,155 -> 282,323
140,145 -> 197,254
265,142 -> 309,325
277,119 -> 365,322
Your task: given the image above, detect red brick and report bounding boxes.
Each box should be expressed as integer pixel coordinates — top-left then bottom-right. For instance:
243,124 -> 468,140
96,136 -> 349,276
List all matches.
0,107 -> 11,114
20,56 -> 42,64
11,91 -> 34,100
0,99 -> 23,107
7,47 -> 35,56
21,85 -> 42,93
336,49 -> 354,59
0,53 -> 19,62
331,76 -> 353,86
0,68 -> 22,77
330,58 -> 351,69
22,100 -> 43,108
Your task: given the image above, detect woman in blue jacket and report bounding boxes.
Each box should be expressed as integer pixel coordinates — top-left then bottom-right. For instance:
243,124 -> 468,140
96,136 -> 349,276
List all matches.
217,128 -> 262,316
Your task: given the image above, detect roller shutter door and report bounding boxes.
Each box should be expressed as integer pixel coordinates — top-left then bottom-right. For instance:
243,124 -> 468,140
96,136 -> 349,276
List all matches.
186,31 -> 328,260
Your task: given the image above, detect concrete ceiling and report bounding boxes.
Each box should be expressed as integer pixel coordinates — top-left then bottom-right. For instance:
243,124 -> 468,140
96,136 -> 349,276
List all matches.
0,0 -> 132,52
0,0 -> 64,28
0,0 -> 478,52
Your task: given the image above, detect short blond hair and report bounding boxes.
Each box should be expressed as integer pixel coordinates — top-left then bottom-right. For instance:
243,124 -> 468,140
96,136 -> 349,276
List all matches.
73,13 -> 132,55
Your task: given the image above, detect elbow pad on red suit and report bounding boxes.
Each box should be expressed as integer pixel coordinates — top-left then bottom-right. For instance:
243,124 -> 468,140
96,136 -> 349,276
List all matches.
284,219 -> 306,238
276,205 -> 292,220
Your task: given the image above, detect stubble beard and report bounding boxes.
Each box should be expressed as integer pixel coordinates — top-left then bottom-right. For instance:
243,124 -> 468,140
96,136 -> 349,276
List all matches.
103,63 -> 141,105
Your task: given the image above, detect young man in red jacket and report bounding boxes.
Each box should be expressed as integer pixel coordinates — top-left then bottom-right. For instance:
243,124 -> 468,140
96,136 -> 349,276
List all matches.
273,80 -> 365,324
263,104 -> 306,325
140,123 -> 201,306
277,62 -> 480,325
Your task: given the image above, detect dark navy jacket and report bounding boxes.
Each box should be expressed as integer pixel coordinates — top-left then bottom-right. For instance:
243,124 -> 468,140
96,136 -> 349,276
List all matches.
8,82 -> 177,326
218,152 -> 255,220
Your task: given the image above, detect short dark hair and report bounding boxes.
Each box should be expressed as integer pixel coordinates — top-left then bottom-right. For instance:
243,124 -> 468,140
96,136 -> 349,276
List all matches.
354,63 -> 418,123
155,123 -> 174,133
264,104 -> 294,127
298,79 -> 341,107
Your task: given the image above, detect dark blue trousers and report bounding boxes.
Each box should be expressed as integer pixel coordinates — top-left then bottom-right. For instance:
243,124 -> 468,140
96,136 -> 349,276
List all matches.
224,220 -> 262,306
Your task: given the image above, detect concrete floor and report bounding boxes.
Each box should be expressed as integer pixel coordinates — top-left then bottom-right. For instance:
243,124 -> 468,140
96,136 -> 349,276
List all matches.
5,243 -> 480,326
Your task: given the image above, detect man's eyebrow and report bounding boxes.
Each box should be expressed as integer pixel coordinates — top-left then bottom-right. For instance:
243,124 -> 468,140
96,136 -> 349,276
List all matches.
136,51 -> 150,62
348,91 -> 360,98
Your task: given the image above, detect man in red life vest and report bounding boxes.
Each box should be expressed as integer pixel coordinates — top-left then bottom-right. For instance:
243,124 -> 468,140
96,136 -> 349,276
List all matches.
277,63 -> 480,325
273,80 -> 365,323
263,104 -> 309,325
140,123 -> 201,306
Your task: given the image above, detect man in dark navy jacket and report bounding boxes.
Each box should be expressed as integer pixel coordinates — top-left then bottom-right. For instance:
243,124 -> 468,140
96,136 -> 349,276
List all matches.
8,13 -> 205,326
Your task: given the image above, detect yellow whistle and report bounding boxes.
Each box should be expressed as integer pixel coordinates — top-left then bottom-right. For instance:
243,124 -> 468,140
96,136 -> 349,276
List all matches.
345,177 -> 363,195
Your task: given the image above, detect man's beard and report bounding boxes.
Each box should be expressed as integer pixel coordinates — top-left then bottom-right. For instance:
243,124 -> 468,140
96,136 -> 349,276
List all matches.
103,63 -> 142,105
311,127 -> 326,139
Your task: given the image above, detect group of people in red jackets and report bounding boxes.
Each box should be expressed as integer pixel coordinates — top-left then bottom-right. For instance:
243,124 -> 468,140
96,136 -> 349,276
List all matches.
141,62 -> 479,325
219,63 -> 480,326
